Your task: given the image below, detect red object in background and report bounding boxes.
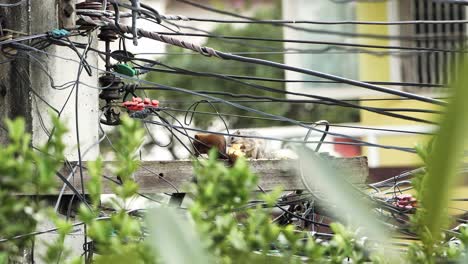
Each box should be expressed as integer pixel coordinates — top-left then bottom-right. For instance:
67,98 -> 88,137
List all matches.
122,97 -> 159,111
333,137 -> 362,157
393,194 -> 417,209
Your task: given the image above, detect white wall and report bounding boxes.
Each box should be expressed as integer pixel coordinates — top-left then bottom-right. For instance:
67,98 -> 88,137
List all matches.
32,37 -> 100,161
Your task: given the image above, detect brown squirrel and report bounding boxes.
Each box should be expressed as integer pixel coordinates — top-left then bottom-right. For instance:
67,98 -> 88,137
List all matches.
193,133 -> 227,159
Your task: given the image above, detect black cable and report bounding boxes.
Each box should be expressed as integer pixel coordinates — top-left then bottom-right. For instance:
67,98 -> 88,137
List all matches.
132,49 -> 463,57
152,110 -> 197,157
11,60 -> 81,191
0,0 -> 25,7
95,172 -> 164,203
72,34 -> 93,260
15,40 -> 425,153
153,31 -> 468,51
157,97 -> 448,104
142,119 -> 415,153
98,20 -> 445,106
172,0 -> 467,41
162,20 -> 294,52
256,185 -> 330,228
123,78 -> 424,153
56,171 -> 92,210
215,52 -> 446,106
139,82 -> 441,115
135,62 -> 441,123
184,100 -> 230,135
139,2 -> 162,23
64,37 -> 93,76
161,107 -> 435,136
0,33 -> 47,46
0,217 -> 111,243
136,66 -> 445,88
165,102 -> 439,119
140,87 -> 438,124
429,0 -> 468,4
173,16 -> 468,26
65,39 -> 448,92
157,107 -> 232,160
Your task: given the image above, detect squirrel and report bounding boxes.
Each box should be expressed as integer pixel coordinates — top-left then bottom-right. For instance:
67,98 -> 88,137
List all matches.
193,133 -> 227,159
193,131 -> 296,164
227,130 -> 266,160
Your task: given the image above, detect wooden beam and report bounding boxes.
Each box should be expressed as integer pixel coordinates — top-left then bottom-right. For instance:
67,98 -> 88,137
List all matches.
52,156 -> 368,195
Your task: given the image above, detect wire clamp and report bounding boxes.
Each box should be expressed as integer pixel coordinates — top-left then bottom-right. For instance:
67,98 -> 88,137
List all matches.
113,63 -> 139,77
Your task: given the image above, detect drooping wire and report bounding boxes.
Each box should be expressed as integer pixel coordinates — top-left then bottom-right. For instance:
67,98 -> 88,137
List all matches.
12,42 -> 426,153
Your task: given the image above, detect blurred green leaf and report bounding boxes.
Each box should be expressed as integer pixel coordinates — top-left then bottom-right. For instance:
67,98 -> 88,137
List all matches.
0,253 -> 7,264
296,147 -> 397,260
421,55 -> 468,240
87,157 -> 103,209
0,113 -> 65,257
146,207 -> 214,264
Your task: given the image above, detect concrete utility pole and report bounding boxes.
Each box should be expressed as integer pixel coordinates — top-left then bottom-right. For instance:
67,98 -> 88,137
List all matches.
1,0 -> 99,159
1,1 -> 99,262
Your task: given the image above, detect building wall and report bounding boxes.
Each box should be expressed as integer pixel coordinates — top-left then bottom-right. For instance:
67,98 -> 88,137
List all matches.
282,0 -> 386,99
357,1 -> 439,168
281,1 -> 439,168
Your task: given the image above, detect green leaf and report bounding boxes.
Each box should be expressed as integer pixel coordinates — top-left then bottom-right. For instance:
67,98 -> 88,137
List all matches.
5,118 -> 25,144
421,55 -> 468,240
86,157 -> 103,207
146,207 -> 214,264
0,253 -> 7,264
295,147 -> 399,260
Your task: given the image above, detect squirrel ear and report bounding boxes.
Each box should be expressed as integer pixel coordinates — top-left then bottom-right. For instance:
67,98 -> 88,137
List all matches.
194,134 -> 200,140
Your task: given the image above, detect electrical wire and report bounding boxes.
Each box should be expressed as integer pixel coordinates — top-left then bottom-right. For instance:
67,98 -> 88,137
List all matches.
14,43 -> 427,154
3,4 -> 460,249
142,119 -> 416,153
171,0 -> 468,41
0,0 -> 25,7
165,16 -> 468,26
99,17 -> 446,106
152,31 -> 468,52
161,107 -> 435,135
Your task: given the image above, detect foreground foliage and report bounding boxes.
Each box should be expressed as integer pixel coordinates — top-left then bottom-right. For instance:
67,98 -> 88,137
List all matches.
0,116 -> 66,262
2,53 -> 468,261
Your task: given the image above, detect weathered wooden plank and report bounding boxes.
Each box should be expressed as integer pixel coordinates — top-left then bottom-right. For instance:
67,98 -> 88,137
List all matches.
52,156 -> 368,195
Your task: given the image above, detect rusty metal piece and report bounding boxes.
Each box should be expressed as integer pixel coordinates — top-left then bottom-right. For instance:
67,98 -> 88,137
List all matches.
98,26 -> 117,41
99,74 -> 123,126
76,1 -> 102,11
101,105 -> 121,126
76,1 -> 105,29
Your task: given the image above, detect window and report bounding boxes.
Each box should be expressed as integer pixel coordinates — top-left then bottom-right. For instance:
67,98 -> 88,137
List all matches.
399,0 -> 466,93
282,0 -> 359,99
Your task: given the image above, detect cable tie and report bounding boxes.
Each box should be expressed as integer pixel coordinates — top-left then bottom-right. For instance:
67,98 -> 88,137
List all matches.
49,29 -> 71,39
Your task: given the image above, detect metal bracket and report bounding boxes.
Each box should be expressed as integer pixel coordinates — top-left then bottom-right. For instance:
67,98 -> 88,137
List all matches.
59,0 -> 76,29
